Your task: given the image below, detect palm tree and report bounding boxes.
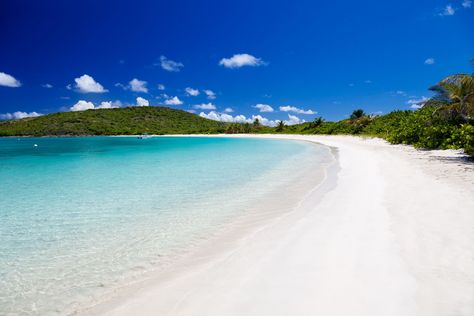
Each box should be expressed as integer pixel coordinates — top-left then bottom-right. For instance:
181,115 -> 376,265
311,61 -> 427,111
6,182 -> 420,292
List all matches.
350,109 -> 366,120
312,116 -> 324,128
252,118 -> 261,128
275,120 -> 285,132
430,74 -> 474,121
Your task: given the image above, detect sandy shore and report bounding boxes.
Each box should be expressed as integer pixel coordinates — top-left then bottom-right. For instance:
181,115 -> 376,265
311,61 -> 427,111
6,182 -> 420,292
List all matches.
84,135 -> 474,316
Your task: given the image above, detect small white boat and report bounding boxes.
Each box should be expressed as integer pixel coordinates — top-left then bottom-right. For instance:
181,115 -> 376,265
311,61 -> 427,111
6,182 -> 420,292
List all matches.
137,134 -> 152,139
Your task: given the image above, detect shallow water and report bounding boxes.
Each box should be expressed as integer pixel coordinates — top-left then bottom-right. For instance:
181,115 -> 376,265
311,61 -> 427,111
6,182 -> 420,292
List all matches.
0,136 -> 331,315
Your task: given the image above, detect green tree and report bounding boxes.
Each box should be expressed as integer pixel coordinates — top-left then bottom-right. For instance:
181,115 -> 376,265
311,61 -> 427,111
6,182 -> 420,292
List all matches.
350,109 -> 366,120
275,120 -> 285,132
252,118 -> 261,128
311,116 -> 324,128
430,74 -> 474,121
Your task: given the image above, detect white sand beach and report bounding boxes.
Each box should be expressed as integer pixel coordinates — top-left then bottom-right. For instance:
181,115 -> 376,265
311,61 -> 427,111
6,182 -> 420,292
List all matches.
84,135 -> 474,316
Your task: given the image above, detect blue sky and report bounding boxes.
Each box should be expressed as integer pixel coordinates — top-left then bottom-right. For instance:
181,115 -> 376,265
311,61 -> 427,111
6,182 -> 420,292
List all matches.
0,0 -> 473,124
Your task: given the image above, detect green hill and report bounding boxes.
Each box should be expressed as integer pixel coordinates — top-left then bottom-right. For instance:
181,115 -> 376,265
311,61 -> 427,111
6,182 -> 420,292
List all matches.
0,106 -> 228,136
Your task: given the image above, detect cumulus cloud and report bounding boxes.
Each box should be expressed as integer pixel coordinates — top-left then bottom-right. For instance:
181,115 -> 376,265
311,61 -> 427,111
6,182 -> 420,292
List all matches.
185,87 -> 200,96
407,96 -> 429,109
219,54 -> 266,68
285,114 -> 303,125
199,111 -> 303,127
203,89 -> 216,99
164,96 -> 183,105
439,4 -> 455,15
0,111 -> 42,120
97,101 -> 121,109
252,115 -> 278,127
74,74 -> 108,93
194,103 -> 216,110
224,107 -> 234,113
200,111 -> 254,124
462,0 -> 472,8
129,78 -> 148,93
157,84 -> 165,90
279,105 -> 316,115
136,97 -> 149,107
424,58 -> 435,65
254,103 -> 274,112
42,83 -> 53,88
159,56 -> 184,72
70,100 -> 95,111
0,72 -> 21,87
70,100 -> 122,111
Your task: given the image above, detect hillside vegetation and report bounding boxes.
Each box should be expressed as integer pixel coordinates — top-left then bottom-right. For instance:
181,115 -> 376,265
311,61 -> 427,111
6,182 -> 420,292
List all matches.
0,106 -> 227,136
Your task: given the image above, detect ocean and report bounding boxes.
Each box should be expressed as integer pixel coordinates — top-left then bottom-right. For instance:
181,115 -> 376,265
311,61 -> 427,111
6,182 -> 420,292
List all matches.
0,136 -> 332,315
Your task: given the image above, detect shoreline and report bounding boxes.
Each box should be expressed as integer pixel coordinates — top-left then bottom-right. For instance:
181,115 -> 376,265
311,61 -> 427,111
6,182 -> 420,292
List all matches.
71,136 -> 337,315
74,135 -> 338,315
81,135 -> 473,315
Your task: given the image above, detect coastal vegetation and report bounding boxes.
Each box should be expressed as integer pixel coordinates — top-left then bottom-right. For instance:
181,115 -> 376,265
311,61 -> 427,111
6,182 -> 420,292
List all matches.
0,73 -> 472,154
275,73 -> 474,155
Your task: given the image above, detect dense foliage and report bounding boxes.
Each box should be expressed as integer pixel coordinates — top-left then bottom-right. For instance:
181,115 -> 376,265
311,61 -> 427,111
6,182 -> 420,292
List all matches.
0,106 -> 228,136
272,73 -> 474,155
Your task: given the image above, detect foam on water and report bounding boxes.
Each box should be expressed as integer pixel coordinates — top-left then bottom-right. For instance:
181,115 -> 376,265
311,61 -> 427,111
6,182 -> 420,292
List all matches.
0,136 -> 332,315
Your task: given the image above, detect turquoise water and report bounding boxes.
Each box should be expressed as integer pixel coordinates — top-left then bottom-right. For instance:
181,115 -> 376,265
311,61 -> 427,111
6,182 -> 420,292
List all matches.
0,136 -> 331,315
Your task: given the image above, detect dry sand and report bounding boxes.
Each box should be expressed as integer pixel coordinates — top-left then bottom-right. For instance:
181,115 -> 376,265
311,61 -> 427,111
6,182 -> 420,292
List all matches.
84,135 -> 474,316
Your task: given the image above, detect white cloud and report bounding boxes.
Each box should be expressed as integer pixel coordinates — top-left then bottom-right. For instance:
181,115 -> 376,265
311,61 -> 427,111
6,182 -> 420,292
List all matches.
285,114 -> 304,125
254,103 -> 274,112
365,80 -> 372,84
185,87 -> 200,96
224,107 -> 234,113
199,111 -> 275,126
74,74 -> 107,93
164,96 -> 183,105
66,84 -> 72,90
194,103 -> 216,110
157,84 -> 165,90
70,100 -> 122,111
439,4 -> 455,15
279,105 -> 316,115
129,78 -> 148,93
97,101 -> 121,109
159,56 -> 184,72
70,100 -> 95,111
199,111 -> 304,127
204,89 -> 216,99
0,72 -> 21,87
252,115 -> 278,127
136,97 -> 149,107
424,58 -> 435,65
0,111 -> 42,120
407,96 -> 429,109
219,54 -> 266,69
42,83 -> 53,88
395,90 -> 407,96
462,0 -> 472,8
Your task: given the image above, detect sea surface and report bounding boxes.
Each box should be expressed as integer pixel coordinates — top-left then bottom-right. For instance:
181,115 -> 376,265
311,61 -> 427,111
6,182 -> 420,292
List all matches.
0,136 -> 332,315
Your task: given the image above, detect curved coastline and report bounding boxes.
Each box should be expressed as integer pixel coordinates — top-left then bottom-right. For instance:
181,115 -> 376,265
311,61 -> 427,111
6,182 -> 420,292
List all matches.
80,134 -> 474,316
69,136 -> 338,315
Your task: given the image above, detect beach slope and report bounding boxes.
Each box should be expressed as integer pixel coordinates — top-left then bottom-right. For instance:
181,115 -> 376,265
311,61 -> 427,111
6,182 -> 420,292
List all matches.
89,135 -> 474,316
